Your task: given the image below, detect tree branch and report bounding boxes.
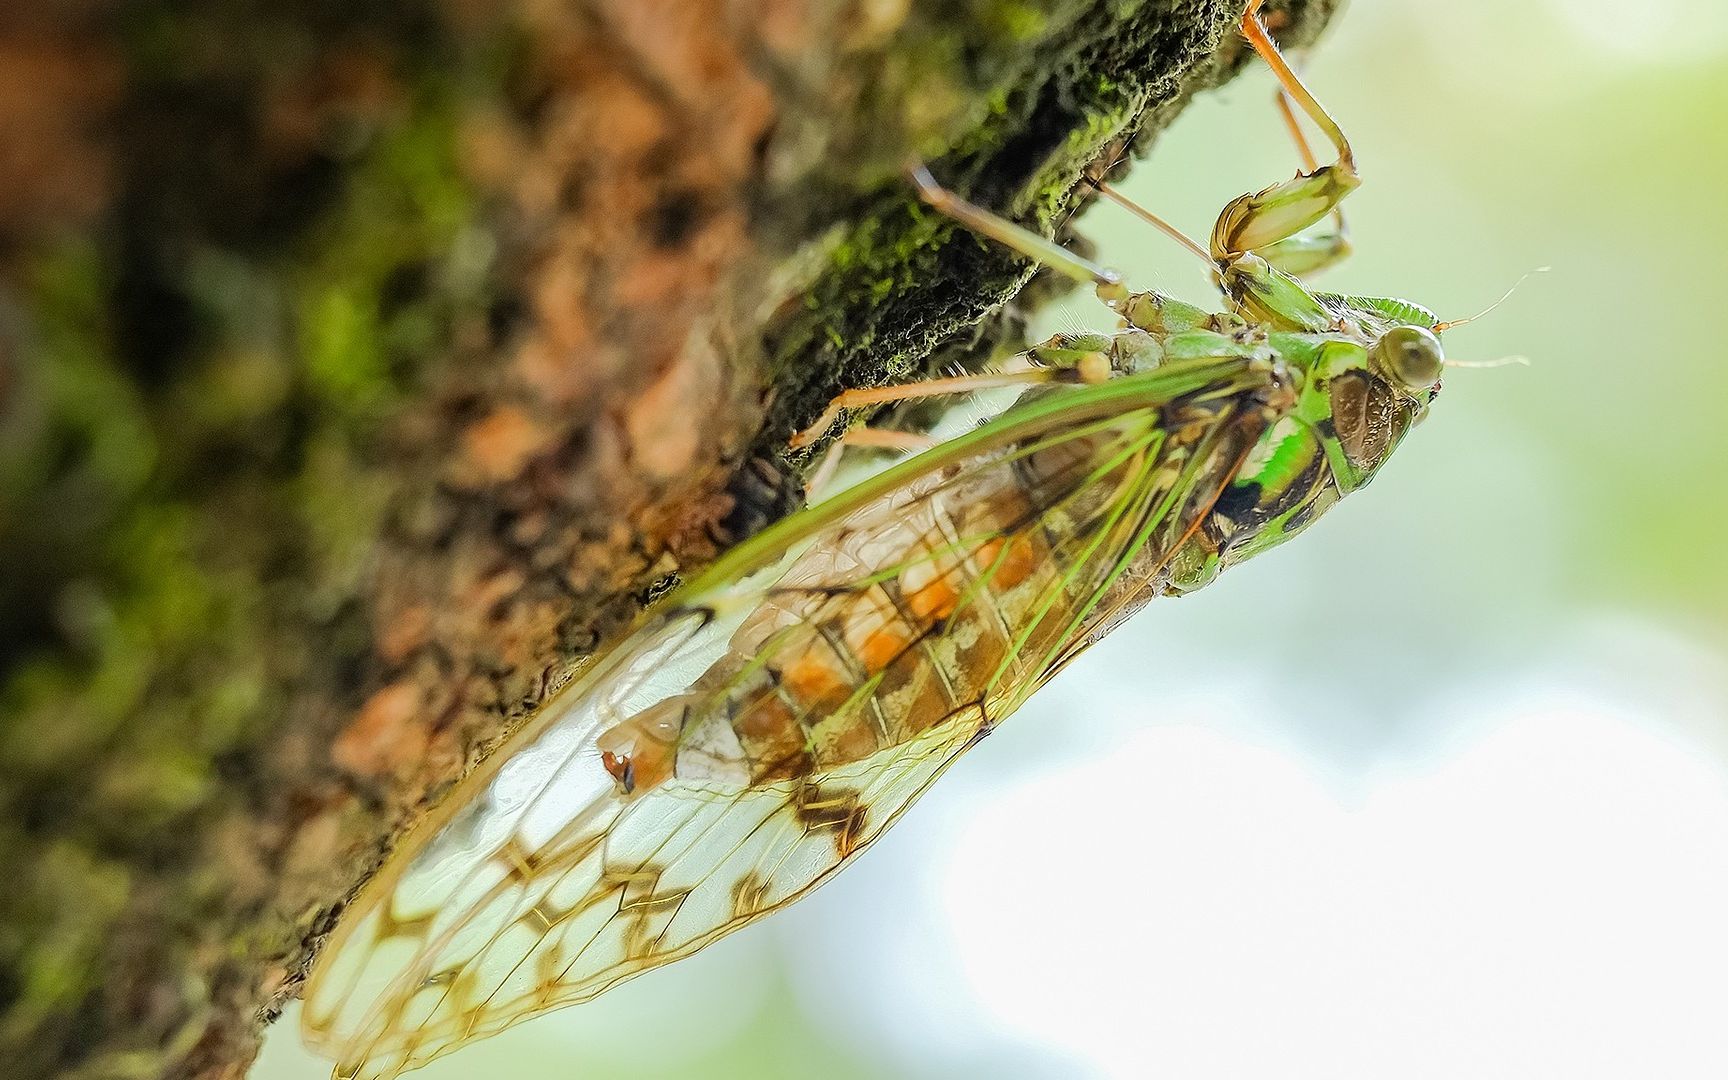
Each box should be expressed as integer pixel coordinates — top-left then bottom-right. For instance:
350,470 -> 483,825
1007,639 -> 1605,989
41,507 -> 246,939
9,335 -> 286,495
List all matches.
0,1 -> 1336,1075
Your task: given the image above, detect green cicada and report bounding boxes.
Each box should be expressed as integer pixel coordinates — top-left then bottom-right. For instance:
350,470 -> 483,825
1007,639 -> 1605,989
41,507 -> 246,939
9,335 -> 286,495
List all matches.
301,4 -> 1462,1076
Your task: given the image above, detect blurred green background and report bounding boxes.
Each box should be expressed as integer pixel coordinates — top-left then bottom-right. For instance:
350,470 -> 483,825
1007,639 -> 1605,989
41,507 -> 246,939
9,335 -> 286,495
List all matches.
259,2 -> 1728,1076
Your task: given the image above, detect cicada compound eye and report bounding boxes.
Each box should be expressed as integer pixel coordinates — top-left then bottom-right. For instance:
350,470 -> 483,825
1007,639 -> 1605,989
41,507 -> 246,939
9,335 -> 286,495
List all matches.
1372,325 -> 1445,389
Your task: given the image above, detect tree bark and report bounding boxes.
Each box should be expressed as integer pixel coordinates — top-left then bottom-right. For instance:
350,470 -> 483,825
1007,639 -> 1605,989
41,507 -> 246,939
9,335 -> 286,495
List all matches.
0,1 -> 1336,1076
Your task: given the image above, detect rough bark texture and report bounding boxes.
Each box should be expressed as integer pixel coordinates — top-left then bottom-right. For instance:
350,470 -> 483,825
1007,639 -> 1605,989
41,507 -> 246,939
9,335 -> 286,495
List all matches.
0,1 -> 1336,1076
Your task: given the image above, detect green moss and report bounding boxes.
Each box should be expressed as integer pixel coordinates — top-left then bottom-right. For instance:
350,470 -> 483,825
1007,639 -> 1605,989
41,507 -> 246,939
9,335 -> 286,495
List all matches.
296,97 -> 472,415
985,0 -> 1051,42
0,42 -> 481,1068
1,834 -> 130,1033
7,244 -> 156,505
3,65 -> 472,738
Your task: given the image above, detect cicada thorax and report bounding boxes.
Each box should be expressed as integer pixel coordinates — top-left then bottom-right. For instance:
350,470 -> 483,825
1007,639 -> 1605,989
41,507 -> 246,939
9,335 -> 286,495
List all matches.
1073,377 -> 1297,639
1164,417 -> 1339,596
596,377 -> 1274,798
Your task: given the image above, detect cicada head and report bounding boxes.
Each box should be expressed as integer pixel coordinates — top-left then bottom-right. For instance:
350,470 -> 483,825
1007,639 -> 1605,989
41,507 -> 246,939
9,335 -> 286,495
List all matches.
1191,313 -> 1443,579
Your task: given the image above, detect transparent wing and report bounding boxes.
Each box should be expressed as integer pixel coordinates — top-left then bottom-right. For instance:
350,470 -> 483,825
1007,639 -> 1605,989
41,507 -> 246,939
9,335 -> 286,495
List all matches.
302,357 -> 1277,1079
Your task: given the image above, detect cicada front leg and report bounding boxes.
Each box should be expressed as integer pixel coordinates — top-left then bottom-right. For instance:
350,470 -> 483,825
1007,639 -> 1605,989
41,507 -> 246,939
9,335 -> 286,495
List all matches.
1254,71 -> 1352,276
1183,0 -> 1370,331
1073,1 -> 1365,331
1212,0 -> 1359,266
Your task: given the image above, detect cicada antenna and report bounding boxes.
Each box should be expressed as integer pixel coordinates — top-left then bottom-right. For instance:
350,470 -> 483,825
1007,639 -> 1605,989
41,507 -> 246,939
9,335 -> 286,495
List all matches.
1443,355 -> 1531,370
1433,266 -> 1550,332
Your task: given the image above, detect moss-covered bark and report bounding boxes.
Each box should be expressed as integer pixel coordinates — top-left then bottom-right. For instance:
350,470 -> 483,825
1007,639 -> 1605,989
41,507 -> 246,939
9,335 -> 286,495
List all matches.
0,1 -> 1336,1076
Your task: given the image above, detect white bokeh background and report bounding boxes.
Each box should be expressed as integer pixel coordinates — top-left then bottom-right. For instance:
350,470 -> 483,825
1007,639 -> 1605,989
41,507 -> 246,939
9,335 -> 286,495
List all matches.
256,3 -> 1728,1077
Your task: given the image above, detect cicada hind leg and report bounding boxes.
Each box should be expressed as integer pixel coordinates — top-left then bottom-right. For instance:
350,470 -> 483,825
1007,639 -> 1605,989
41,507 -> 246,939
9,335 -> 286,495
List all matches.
785,166 -> 1130,471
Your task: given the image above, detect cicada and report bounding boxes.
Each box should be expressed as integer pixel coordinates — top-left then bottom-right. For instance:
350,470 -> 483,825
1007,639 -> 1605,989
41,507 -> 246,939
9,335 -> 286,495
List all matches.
302,4 -> 1464,1076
